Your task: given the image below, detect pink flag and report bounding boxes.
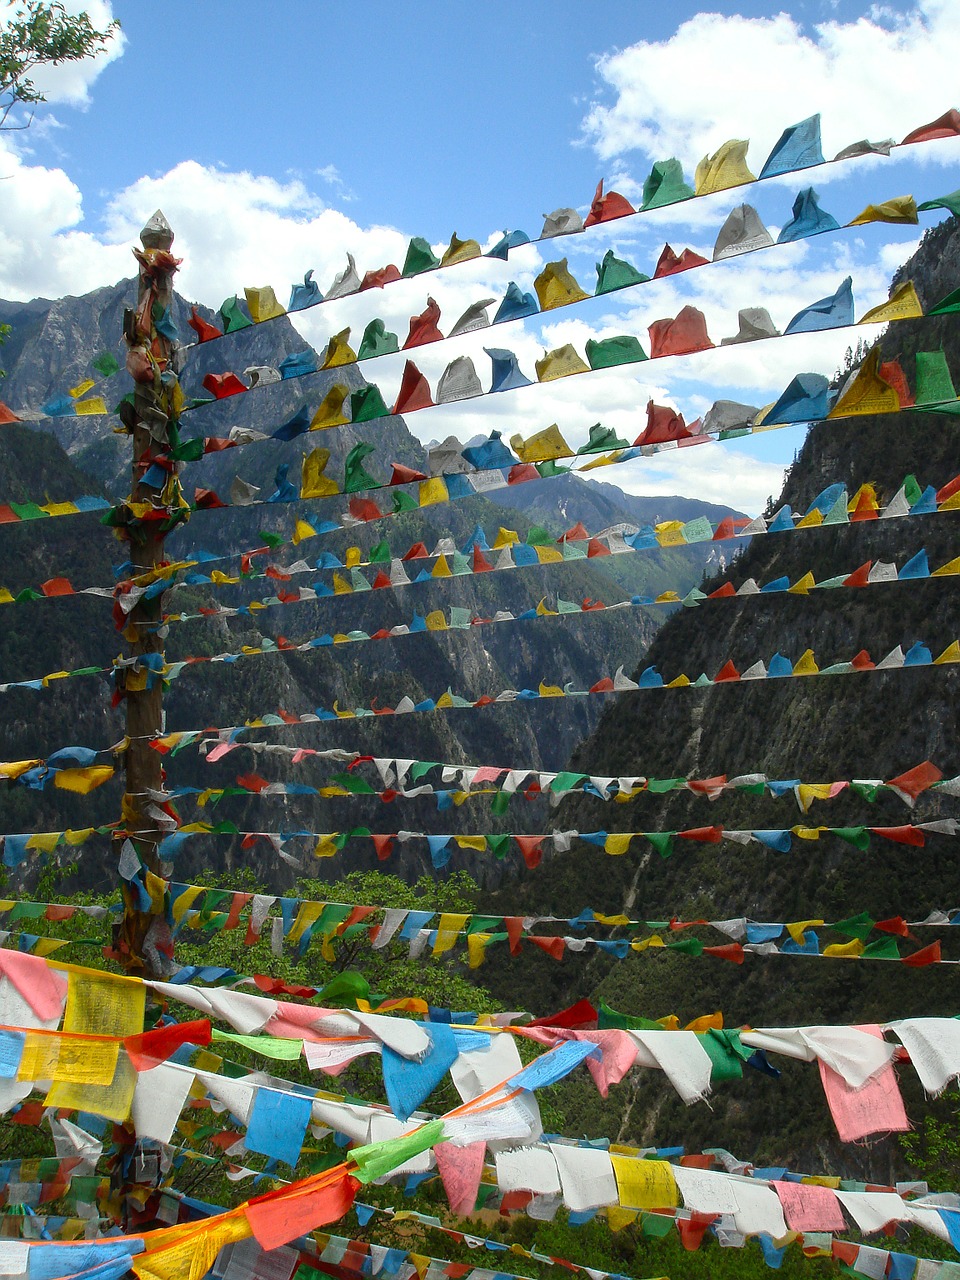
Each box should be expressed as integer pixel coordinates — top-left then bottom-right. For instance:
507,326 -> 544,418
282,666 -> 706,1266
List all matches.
818,1025 -> 909,1141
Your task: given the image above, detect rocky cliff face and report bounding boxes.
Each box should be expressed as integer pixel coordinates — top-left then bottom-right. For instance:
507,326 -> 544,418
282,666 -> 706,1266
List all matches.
473,215 -> 960,1178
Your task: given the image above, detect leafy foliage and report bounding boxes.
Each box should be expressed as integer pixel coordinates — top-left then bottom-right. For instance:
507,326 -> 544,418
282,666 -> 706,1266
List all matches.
0,1 -> 118,130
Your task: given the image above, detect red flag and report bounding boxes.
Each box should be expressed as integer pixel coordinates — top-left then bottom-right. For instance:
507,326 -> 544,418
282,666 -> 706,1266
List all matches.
247,1171 -> 360,1250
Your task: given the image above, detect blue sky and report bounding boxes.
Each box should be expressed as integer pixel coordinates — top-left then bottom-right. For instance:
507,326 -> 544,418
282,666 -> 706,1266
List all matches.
3,0 -> 959,511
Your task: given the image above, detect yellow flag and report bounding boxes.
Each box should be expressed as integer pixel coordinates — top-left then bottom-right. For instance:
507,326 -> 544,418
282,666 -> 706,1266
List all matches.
433,913 -> 469,955
511,423 -> 573,462
134,1214 -> 251,1280
0,759 -> 41,779
74,397 -> 108,416
345,546 -> 361,567
538,682 -> 564,697
456,836 -> 487,852
292,520 -> 315,545
313,835 -> 340,859
50,1037 -> 120,1086
407,1256 -> 431,1280
440,233 -> 480,266
301,448 -> 339,499
610,1155 -> 679,1208
26,831 -> 61,853
321,328 -> 356,368
847,482 -> 879,513
288,901 -> 325,945
244,285 -> 286,322
535,344 -> 590,382
18,1033 -> 62,1082
796,509 -> 823,528
432,555 -> 452,577
604,833 -> 634,856
493,527 -> 520,547
695,139 -> 755,194
61,967 -> 145,1037
46,999 -> 139,1119
534,259 -> 590,311
332,573 -> 353,594
310,384 -> 351,430
69,379 -> 96,399
578,450 -> 624,471
632,935 -> 664,951
656,522 -> 686,547
786,918 -> 824,944
788,572 -> 816,595
534,545 -> 563,564
829,347 -> 901,416
418,477 -> 448,507
53,765 -> 114,794
64,828 -> 94,845
425,610 -> 447,631
823,939 -> 865,957
605,1206 -> 638,1232
172,885 -> 205,926
859,280 -> 923,325
792,649 -> 819,675
848,196 -> 918,227
935,640 -> 960,664
685,1011 -> 723,1032
796,784 -> 833,812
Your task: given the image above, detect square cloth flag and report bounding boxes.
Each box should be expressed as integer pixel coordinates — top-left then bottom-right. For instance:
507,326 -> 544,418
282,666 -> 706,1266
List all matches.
245,1087 -> 312,1167
0,1030 -> 24,1078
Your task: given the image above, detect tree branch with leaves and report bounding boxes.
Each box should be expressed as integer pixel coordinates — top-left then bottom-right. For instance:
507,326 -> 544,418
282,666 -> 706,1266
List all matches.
0,0 -> 118,131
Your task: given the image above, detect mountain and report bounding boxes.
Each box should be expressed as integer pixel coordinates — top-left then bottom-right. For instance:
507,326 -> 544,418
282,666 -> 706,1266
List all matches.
0,278 -> 740,891
474,213 -> 960,1178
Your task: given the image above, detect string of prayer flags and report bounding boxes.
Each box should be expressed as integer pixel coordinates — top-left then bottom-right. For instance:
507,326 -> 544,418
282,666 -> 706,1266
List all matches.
130,630 -> 960,755
156,542 -> 960,643
8,153 -> 960,432
94,369 -> 960,561
149,880 -> 960,970
8,336 -> 955,554
10,232 -> 952,431
178,745 -> 951,815
126,108 -> 960,372
95,460 -> 960,621
120,272 -> 937,432
342,1194 -> 952,1280
9,948 -> 960,1165
5,564 -> 956,698
10,812 -> 947,877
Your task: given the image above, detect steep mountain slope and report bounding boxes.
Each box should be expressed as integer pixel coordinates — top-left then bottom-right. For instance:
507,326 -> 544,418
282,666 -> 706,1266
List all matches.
474,215 -> 960,1177
0,280 -> 740,890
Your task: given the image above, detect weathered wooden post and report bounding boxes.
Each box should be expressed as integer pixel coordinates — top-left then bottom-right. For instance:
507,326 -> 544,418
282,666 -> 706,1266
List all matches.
113,210 -> 184,977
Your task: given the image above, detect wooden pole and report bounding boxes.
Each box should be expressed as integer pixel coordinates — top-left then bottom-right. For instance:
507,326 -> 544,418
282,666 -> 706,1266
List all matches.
113,210 -> 182,978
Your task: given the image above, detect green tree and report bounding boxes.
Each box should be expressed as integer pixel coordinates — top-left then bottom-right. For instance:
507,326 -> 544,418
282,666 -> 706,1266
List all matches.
1,0 -> 119,131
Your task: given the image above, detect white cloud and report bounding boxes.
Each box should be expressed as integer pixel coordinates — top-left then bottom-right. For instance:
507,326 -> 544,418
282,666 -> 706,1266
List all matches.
582,1 -> 960,178
612,441 -> 789,516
